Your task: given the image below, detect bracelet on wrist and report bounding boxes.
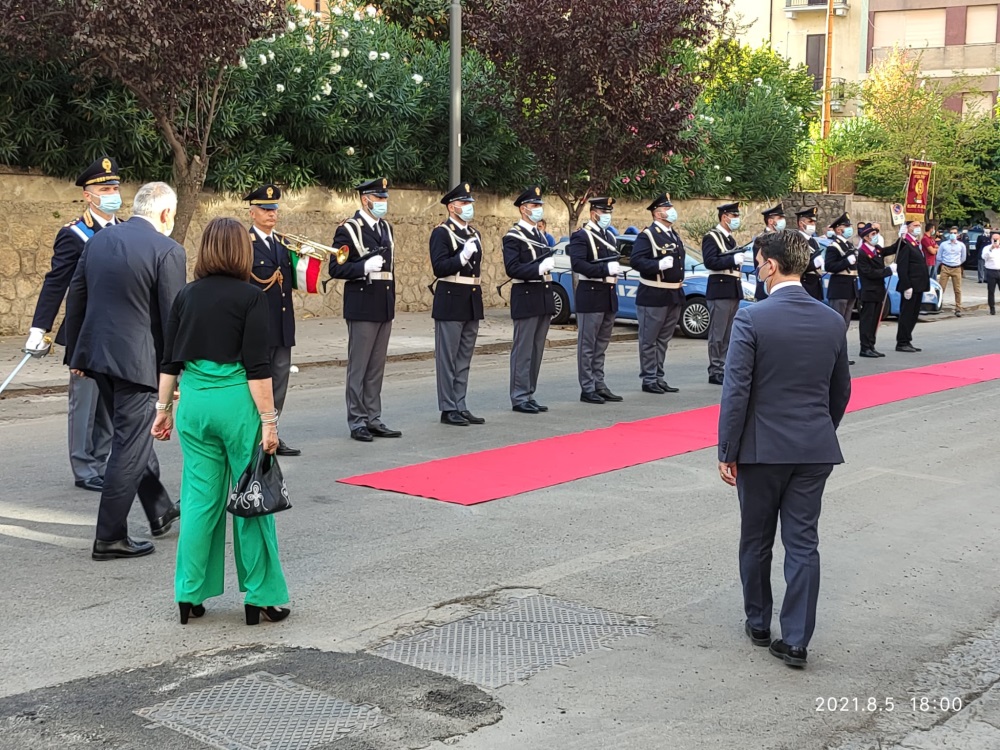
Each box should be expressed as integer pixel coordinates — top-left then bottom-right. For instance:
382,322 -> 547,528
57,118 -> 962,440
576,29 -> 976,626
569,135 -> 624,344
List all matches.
155,402 -> 173,412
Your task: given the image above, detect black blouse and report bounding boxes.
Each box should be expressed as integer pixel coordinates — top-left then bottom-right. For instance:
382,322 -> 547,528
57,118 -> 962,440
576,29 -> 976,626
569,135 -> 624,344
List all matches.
161,275 -> 271,379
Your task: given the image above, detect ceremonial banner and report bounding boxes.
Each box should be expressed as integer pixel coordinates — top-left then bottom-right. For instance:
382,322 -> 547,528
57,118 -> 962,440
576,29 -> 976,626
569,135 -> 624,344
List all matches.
904,160 -> 934,221
289,249 -> 322,294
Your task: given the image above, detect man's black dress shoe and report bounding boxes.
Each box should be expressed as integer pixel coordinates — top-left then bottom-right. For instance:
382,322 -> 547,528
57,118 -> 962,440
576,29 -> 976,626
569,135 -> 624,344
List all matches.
528,400 -> 548,412
92,537 -> 155,561
848,360 -> 856,366
642,383 -> 666,394
368,423 -> 402,438
440,410 -> 469,426
596,388 -> 623,402
75,477 -> 103,492
859,349 -> 880,358
657,380 -> 679,393
769,639 -> 808,668
744,620 -> 771,647
350,426 -> 374,442
708,375 -> 724,385
513,402 -> 539,414
150,504 -> 180,538
276,440 -> 301,456
896,344 -> 919,353
460,410 -> 486,425
580,391 -> 605,404
872,349 -> 886,357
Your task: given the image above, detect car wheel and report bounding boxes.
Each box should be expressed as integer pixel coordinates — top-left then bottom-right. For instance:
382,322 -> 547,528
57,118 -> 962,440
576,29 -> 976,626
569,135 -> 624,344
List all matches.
681,297 -> 710,339
551,284 -> 571,325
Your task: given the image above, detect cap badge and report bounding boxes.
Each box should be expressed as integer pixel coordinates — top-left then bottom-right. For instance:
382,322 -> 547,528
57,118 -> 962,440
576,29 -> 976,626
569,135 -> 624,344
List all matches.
266,187 -> 274,198
101,158 -> 111,173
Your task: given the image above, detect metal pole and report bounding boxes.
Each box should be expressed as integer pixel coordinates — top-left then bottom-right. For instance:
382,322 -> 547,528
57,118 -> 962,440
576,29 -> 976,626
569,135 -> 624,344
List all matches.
449,0 -> 462,186
822,0 -> 835,191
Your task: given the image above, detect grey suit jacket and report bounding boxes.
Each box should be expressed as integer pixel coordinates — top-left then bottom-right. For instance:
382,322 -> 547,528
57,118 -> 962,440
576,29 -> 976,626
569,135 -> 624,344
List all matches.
65,217 -> 187,390
717,284 -> 851,465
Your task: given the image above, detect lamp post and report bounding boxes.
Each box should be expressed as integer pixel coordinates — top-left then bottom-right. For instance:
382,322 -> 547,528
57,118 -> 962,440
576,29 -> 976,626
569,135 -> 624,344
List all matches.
449,0 -> 462,186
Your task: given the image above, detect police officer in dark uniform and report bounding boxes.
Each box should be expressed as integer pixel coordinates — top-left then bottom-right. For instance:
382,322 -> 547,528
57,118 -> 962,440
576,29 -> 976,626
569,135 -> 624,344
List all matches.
331,177 -> 402,442
824,212 -> 858,330
27,156 -> 120,491
796,206 -> 826,301
630,193 -> 684,394
856,222 -> 891,358
752,203 -> 786,301
503,186 -> 556,414
703,202 -> 746,385
430,182 -> 485,426
246,184 -> 300,456
568,196 -> 623,404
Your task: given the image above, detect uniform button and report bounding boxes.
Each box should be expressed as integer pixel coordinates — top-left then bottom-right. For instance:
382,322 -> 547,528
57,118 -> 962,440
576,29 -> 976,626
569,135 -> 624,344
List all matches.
260,261 -> 264,264
282,307 -> 286,311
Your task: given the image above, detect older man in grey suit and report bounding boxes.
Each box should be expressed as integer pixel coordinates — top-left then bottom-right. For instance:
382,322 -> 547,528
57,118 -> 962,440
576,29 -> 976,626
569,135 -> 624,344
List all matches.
718,229 -> 852,669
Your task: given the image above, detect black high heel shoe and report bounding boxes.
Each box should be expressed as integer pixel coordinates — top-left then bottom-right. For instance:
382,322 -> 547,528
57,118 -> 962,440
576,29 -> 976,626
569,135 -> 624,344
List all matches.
178,602 -> 206,625
245,604 -> 291,625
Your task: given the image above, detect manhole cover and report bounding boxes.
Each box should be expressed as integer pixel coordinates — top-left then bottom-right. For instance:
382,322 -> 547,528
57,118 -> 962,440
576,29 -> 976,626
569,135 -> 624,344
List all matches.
134,671 -> 386,749
372,594 -> 652,688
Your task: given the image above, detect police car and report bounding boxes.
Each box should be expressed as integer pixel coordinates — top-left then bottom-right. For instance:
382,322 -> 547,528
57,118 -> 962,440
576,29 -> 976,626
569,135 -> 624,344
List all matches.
549,234 -> 756,338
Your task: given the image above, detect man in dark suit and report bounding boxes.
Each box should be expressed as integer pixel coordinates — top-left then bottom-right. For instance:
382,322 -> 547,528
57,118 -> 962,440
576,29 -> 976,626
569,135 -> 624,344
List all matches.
894,219 -> 931,353
629,193 -> 685,394
502,186 -> 556,414
26,157 -> 121,492
568,196 -> 624,404
796,206 -> 825,301
331,178 -> 402,442
430,182 -> 486,427
64,182 -> 185,560
718,229 -> 851,669
702,202 -> 746,385
246,185 -> 300,456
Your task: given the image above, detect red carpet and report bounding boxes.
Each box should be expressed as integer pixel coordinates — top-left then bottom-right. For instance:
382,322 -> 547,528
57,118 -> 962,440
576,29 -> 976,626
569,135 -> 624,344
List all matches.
340,354 -> 1000,505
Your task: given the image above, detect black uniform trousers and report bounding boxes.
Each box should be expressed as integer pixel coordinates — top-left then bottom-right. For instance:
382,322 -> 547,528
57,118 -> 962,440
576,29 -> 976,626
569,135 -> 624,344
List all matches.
896,295 -> 921,346
92,374 -> 172,542
858,295 -> 886,351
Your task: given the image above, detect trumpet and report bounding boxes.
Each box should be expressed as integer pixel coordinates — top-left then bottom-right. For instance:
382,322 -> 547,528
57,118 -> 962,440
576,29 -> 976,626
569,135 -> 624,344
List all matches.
282,233 -> 350,265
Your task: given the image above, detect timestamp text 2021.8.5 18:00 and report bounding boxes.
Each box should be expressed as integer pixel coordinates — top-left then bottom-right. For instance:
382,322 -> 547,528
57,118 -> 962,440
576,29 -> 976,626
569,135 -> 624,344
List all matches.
815,697 -> 964,713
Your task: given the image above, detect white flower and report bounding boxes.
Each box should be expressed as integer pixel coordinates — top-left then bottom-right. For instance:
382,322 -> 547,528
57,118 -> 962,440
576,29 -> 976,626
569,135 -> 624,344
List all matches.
313,11 -> 322,18
380,52 -> 390,60
339,28 -> 349,40
356,79 -> 365,88
332,6 -> 343,15
353,10 -> 362,21
305,34 -> 313,45
411,73 -> 424,84
266,34 -> 276,43
724,176 -> 732,182
366,5 -> 377,16
298,19 -> 309,28
276,83 -> 285,92
267,50 -> 275,61
330,65 -> 341,75
347,147 -> 356,155
368,50 -> 378,60
322,82 -> 333,95
713,165 -> 720,170
293,66 -> 301,74
367,91 -> 374,99
367,29 -> 374,35
341,48 -> 350,57
753,77 -> 763,85
312,94 -> 322,102
287,19 -> 297,32
238,57 -> 248,69
259,54 -> 268,65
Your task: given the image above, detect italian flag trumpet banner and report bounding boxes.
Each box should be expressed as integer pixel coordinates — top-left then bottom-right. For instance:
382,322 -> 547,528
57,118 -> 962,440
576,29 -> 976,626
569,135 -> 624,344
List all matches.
289,249 -> 323,294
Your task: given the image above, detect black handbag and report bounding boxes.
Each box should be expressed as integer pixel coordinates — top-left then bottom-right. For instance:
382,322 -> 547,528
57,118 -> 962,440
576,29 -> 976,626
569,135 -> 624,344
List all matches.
227,446 -> 291,517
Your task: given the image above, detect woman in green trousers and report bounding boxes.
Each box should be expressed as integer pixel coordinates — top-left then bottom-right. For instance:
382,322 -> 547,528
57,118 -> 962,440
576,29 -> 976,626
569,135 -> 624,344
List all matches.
151,217 -> 290,626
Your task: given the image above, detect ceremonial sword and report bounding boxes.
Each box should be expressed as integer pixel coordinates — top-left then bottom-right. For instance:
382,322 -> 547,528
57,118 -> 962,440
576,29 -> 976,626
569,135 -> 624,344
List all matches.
0,340 -> 52,397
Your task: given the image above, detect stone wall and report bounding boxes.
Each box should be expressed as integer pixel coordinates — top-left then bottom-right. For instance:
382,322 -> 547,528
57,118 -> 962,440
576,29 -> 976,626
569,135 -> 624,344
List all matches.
0,171 -> 893,336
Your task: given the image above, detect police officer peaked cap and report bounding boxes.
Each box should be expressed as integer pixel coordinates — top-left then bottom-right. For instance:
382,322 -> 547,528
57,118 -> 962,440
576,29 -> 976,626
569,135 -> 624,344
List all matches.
441,182 -> 475,205
828,212 -> 851,229
513,185 -> 544,207
717,202 -> 740,217
589,196 -> 615,211
858,222 -> 878,238
358,177 -> 389,197
76,156 -> 120,187
761,202 -> 784,219
646,193 -> 673,212
795,206 -> 818,220
244,184 -> 281,209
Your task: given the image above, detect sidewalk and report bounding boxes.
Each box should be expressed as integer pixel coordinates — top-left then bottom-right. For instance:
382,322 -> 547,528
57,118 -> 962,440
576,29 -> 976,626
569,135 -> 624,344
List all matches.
0,310 -> 638,397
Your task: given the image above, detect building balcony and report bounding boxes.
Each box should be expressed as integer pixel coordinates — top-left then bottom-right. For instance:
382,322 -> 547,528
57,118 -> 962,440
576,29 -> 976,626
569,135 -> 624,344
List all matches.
871,44 -> 1000,72
785,0 -> 850,20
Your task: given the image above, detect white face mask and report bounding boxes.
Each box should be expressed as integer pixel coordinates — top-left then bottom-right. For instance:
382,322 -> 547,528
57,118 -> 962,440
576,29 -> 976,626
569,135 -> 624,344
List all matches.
457,204 -> 475,222
665,207 -> 678,224
528,206 -> 544,223
803,223 -> 816,236
758,259 -> 777,293
368,200 -> 388,218
597,213 -> 613,229
728,216 -> 741,231
775,218 -> 786,231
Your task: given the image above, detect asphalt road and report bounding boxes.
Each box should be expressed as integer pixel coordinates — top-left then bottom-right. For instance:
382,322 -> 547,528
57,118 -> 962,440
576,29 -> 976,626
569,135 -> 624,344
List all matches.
1,311 -> 999,750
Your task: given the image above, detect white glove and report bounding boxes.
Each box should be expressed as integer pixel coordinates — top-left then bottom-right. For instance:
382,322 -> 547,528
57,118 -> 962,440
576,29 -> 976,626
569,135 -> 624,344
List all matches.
813,255 -> 825,270
890,262 -> 897,273
658,256 -> 675,271
538,257 -> 556,275
903,288 -> 913,300
460,239 -> 478,262
733,252 -> 746,266
847,253 -> 857,265
607,261 -> 622,276
363,255 -> 384,274
25,327 -> 47,352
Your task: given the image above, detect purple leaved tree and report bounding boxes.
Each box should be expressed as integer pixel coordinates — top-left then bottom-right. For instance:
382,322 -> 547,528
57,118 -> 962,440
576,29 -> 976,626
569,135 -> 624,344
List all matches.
467,0 -> 720,234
